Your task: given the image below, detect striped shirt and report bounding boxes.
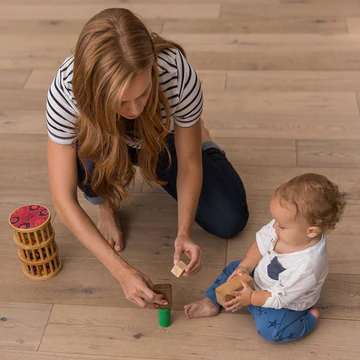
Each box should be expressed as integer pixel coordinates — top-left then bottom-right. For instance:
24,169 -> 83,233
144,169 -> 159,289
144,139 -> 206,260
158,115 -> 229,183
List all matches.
46,48 -> 203,148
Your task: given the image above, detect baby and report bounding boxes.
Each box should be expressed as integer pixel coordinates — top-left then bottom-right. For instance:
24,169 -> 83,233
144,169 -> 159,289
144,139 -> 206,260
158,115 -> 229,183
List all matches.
184,173 -> 346,343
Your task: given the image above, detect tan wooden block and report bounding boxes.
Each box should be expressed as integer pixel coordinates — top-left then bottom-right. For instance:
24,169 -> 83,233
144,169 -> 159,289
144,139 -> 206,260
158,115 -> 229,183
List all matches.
153,283 -> 172,309
215,273 -> 255,307
171,261 -> 187,278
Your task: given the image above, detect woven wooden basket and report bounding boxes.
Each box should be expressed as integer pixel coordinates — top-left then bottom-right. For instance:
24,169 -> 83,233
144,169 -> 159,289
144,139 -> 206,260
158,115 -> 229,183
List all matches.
9,204 -> 62,281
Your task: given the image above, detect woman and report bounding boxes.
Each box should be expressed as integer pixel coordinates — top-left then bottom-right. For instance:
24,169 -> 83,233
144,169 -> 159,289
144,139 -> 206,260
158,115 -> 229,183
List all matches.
47,8 -> 248,308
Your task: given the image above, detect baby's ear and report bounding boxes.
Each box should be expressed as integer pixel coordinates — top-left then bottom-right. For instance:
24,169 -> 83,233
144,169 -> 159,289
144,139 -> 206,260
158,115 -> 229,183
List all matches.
307,226 -> 321,238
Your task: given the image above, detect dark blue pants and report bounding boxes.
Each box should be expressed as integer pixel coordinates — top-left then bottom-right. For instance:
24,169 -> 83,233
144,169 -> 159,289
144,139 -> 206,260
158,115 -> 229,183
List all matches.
77,135 -> 249,238
205,260 -> 317,343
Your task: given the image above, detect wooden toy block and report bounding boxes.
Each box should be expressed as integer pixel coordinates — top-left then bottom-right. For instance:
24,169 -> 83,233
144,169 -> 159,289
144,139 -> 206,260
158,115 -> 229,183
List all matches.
153,283 -> 172,309
215,273 -> 255,307
171,260 -> 187,278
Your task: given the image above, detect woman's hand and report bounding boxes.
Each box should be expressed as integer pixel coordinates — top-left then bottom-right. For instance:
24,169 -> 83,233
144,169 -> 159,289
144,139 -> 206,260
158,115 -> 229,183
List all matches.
227,265 -> 249,281
174,235 -> 203,276
117,265 -> 168,308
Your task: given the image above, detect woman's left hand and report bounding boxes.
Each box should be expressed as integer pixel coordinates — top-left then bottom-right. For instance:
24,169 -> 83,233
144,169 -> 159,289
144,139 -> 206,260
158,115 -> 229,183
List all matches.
173,235 -> 203,276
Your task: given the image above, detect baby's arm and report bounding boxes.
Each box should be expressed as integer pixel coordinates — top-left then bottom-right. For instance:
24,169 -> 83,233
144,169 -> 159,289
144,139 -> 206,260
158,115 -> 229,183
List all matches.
228,240 -> 263,280
224,281 -> 271,311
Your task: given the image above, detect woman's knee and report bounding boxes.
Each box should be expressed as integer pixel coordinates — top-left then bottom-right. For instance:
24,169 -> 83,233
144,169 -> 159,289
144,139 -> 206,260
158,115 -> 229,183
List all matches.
203,206 -> 249,238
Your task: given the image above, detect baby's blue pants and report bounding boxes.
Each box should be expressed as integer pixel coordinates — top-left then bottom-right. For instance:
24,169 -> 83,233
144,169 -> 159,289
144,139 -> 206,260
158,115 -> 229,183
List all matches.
205,260 -> 317,343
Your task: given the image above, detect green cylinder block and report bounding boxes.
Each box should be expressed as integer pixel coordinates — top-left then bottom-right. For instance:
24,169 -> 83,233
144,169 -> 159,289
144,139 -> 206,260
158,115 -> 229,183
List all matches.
158,308 -> 171,328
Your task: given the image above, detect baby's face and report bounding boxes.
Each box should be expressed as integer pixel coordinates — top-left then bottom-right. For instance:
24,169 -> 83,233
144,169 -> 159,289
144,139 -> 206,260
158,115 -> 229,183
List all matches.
269,194 -> 315,247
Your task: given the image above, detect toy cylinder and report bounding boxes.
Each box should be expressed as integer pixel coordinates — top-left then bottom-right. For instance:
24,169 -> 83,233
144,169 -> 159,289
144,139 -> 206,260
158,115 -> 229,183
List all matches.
8,204 -> 62,281
158,308 -> 171,328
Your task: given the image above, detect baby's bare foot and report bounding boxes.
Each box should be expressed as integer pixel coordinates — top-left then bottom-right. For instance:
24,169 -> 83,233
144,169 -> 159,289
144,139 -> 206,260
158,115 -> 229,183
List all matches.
184,298 -> 220,319
308,307 -> 320,323
97,202 -> 124,252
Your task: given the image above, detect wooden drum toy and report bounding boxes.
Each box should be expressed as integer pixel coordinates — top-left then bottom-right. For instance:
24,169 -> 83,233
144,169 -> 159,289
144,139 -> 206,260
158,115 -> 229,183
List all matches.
8,204 -> 62,281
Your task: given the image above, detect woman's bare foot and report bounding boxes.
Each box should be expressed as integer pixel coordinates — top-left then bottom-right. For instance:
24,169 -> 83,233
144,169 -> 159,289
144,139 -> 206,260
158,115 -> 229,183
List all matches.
308,307 -> 320,323
97,202 -> 124,252
200,118 -> 212,143
184,298 -> 220,319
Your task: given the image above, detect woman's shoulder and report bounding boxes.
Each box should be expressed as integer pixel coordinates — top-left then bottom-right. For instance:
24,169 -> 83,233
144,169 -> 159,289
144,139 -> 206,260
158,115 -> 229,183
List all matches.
157,47 -> 180,73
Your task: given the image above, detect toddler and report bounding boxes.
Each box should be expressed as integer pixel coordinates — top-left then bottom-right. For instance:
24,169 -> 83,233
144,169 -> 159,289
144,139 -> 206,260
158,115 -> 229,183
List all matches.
184,173 -> 346,343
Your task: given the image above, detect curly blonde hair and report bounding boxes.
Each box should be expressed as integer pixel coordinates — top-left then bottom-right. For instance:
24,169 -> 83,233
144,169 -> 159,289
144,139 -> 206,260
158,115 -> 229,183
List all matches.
275,173 -> 346,232
72,8 -> 186,210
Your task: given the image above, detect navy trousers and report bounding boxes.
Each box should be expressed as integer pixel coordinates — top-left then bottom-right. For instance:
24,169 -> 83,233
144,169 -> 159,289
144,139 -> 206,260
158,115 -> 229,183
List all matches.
77,135 -> 249,238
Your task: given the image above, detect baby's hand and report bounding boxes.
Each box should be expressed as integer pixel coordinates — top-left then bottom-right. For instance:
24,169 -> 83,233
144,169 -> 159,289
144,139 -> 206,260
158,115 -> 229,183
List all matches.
227,265 -> 249,281
224,280 -> 254,312
223,290 -> 243,312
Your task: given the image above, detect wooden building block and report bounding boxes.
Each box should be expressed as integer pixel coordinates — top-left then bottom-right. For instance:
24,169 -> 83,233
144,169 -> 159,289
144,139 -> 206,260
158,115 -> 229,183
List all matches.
153,283 -> 172,309
171,260 -> 187,278
215,273 -> 255,307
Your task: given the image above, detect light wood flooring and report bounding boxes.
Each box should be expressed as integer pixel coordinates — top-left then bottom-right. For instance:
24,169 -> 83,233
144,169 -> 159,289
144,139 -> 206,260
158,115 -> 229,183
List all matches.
1,0 -> 360,359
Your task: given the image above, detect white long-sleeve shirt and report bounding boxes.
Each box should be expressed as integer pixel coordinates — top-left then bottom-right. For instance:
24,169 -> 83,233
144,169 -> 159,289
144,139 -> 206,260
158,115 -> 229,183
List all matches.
254,220 -> 328,311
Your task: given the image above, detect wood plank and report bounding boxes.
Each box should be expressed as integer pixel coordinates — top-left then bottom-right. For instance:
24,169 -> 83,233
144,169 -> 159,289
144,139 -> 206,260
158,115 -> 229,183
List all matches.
0,5 -> 220,20
213,137 -> 296,167
0,302 -> 52,351
0,19 -> 163,36
226,70 -> 360,92
0,70 -> 31,89
202,112 -> 360,140
204,92 -> 359,116
38,304 -> 360,358
162,33 -> 360,52
0,111 -> 48,135
227,231 -> 360,275
187,49 -> 360,71
347,17 -> 360,33
221,2 -> 360,18
0,89 -> 47,111
232,165 -> 360,199
297,140 -> 360,168
163,17 -> 348,34
0,350 -> 142,360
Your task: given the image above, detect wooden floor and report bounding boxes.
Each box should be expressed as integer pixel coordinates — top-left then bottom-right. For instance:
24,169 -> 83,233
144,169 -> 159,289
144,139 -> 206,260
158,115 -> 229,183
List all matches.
1,0 -> 360,359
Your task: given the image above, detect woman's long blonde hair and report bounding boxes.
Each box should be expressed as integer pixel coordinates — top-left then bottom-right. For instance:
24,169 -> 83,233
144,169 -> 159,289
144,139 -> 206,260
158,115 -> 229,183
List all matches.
73,8 -> 185,210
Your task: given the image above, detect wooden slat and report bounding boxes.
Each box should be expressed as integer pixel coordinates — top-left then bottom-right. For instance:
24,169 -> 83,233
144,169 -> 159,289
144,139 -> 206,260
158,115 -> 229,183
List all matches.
187,49 -> 360,71
213,137 -> 296,167
163,17 -> 348,34
296,140 -> 360,168
226,71 -> 360,92
163,34 -> 360,52
0,5 -> 220,20
232,165 -> 360,199
202,112 -> 360,140
0,302 -> 52,351
0,350 -> 142,360
203,92 -> 358,116
347,17 -> 360,33
221,2 -> 360,18
38,304 -> 360,358
0,19 -> 163,36
0,70 -> 31,89
0,111 -> 52,134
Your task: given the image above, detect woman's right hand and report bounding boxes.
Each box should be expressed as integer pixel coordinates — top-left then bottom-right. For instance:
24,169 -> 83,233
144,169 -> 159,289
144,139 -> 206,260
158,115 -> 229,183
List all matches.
117,265 -> 169,308
227,265 -> 249,281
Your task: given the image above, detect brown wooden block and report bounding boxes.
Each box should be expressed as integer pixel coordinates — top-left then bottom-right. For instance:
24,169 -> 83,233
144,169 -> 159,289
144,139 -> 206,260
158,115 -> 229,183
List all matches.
153,283 -> 172,309
171,260 -> 187,278
215,273 -> 255,307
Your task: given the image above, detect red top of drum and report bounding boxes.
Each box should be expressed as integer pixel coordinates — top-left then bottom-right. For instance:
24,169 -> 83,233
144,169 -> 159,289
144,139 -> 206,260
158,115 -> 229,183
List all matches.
9,205 -> 50,230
